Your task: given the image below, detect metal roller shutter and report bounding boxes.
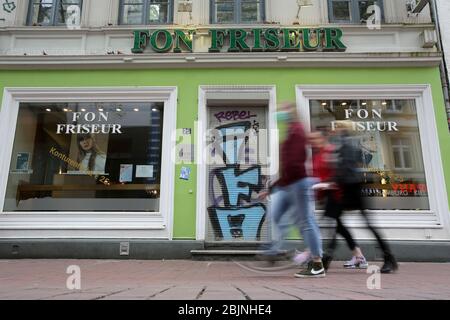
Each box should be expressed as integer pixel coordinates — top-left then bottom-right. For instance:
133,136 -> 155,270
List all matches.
205,105 -> 271,243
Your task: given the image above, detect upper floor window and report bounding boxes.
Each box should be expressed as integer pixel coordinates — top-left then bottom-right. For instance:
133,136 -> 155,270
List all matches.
391,137 -> 414,170
119,0 -> 173,25
211,0 -> 265,24
328,0 -> 383,23
28,0 -> 83,26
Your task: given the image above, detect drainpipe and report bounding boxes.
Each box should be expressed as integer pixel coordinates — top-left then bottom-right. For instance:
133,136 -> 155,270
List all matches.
430,0 -> 450,130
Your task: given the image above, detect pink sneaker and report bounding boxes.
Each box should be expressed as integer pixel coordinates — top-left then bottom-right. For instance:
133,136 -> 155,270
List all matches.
293,250 -> 311,266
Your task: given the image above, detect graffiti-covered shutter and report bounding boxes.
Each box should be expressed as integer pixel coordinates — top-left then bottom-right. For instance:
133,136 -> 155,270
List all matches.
206,104 -> 271,242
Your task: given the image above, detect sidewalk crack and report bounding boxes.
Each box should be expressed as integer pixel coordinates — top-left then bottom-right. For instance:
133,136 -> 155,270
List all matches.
195,286 -> 207,300
146,285 -> 175,300
234,286 -> 252,300
37,291 -> 82,300
263,286 -> 303,300
92,288 -> 133,300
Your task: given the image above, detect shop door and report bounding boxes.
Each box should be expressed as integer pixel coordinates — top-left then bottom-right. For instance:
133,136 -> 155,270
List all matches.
206,105 -> 270,242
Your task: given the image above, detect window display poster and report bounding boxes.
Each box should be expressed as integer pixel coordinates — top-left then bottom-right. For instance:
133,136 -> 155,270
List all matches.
16,152 -> 30,171
136,165 -> 154,178
119,164 -> 133,183
353,132 -> 384,171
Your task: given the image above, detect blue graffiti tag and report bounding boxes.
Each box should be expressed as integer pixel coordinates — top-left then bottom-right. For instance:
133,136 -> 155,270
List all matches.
207,119 -> 266,241
215,122 -> 251,164
217,166 -> 261,207
3,0 -> 16,13
209,205 -> 266,241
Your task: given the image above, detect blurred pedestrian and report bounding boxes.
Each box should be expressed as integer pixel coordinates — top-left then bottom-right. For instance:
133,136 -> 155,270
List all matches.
309,130 -> 368,271
321,121 -> 398,274
259,102 -> 325,278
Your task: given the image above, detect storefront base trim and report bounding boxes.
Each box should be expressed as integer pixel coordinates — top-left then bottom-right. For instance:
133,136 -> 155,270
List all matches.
1,240 -> 450,262
0,239 -> 203,260
193,240 -> 450,262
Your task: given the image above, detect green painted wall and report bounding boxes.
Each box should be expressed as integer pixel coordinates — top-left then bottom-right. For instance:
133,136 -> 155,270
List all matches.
0,67 -> 449,239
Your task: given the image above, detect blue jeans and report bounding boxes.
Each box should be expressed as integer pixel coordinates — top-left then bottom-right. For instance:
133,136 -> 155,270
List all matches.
265,177 -> 323,259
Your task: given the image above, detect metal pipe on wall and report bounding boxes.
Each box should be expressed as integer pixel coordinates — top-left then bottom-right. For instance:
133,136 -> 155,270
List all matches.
430,0 -> 450,130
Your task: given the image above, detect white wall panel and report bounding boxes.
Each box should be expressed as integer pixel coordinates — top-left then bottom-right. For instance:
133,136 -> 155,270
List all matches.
0,1 -> 438,57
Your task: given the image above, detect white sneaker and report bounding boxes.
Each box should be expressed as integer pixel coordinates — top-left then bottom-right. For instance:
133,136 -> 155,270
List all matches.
343,256 -> 369,269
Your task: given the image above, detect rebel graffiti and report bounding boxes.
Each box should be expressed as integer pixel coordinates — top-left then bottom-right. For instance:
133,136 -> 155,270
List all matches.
207,109 -> 268,241
214,111 -> 257,123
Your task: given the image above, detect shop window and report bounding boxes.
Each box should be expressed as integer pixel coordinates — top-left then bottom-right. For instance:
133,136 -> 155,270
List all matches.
120,0 -> 173,25
310,99 -> 429,211
328,0 -> 383,23
211,0 -> 265,24
28,0 -> 83,26
3,102 -> 164,212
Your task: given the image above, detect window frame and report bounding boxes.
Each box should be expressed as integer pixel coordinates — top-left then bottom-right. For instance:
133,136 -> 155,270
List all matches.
0,87 -> 177,239
119,0 -> 174,25
296,84 -> 450,231
27,0 -> 84,26
328,0 -> 384,24
210,0 -> 266,24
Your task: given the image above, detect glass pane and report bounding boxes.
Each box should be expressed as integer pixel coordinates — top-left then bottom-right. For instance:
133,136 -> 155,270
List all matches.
30,0 -> 54,25
403,147 -> 413,169
241,0 -> 260,23
148,1 -> 169,24
56,0 -> 82,25
393,149 -> 402,168
358,0 -> 378,22
4,102 -> 164,212
309,98 -> 430,211
332,0 -> 351,21
122,0 -> 144,24
215,0 -> 235,23
394,99 -> 413,112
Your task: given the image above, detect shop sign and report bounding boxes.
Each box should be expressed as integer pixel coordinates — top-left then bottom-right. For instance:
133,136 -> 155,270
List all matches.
131,28 -> 346,54
56,111 -> 123,135
331,109 -> 399,132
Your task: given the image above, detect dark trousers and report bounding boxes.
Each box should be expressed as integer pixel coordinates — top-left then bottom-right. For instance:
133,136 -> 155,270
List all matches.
325,190 -> 358,254
328,216 -> 358,252
325,185 -> 392,258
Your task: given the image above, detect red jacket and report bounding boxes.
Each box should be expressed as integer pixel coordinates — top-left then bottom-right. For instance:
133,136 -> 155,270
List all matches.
312,144 -> 335,182
276,121 -> 308,187
312,144 -> 342,201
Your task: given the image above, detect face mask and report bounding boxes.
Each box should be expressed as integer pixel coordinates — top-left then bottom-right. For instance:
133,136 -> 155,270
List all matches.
276,111 -> 290,122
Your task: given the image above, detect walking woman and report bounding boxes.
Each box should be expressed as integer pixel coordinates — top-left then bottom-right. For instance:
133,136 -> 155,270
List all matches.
318,123 -> 398,274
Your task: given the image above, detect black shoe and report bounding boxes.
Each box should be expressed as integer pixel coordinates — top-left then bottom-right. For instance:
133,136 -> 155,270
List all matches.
295,261 -> 326,278
381,254 -> 398,274
322,254 -> 333,271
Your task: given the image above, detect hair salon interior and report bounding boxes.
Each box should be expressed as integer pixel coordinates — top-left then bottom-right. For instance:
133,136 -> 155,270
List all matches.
0,0 -> 449,261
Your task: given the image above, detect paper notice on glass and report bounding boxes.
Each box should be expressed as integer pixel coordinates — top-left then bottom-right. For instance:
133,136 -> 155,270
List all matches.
16,152 -> 30,171
119,164 -> 133,183
136,165 -> 154,178
177,144 -> 194,163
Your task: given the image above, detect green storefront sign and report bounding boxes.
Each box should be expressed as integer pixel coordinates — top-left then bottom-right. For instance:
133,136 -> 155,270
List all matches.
132,28 -> 347,54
